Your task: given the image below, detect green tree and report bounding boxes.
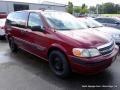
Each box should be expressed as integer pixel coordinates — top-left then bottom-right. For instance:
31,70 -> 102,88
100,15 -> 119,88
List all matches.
103,3 -> 116,14
89,6 -> 96,14
74,6 -> 81,13
67,1 -> 73,14
115,4 -> 120,14
89,2 -> 120,14
97,4 -> 104,14
80,4 -> 88,14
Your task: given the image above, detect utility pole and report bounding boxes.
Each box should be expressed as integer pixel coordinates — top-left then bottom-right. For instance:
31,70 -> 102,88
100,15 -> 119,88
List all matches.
96,4 -> 99,14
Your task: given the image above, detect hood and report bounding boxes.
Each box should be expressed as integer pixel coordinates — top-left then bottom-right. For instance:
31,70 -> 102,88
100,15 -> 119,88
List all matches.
93,26 -> 120,35
57,29 -> 110,48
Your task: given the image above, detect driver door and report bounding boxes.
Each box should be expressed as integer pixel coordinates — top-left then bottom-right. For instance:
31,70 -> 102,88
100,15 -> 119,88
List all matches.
24,12 -> 48,57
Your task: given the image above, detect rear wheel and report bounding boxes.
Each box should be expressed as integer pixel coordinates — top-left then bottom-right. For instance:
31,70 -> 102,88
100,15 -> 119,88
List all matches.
8,38 -> 18,52
0,35 -> 5,40
49,50 -> 71,78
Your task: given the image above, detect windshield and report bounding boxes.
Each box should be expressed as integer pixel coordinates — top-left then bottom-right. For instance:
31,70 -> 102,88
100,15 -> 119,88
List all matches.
0,19 -> 6,26
43,11 -> 88,30
79,18 -> 103,28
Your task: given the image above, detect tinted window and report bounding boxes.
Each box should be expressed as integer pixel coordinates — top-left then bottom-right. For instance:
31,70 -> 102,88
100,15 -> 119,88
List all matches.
6,11 -> 28,28
28,13 -> 43,28
103,18 -> 116,24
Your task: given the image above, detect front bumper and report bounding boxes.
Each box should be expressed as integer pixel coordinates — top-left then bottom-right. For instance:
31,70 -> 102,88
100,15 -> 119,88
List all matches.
69,45 -> 119,74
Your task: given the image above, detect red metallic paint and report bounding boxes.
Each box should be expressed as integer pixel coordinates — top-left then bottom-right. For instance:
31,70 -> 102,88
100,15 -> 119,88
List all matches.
5,10 -> 119,74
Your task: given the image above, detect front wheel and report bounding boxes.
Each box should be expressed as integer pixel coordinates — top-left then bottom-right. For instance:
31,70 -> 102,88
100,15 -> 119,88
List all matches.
49,50 -> 71,78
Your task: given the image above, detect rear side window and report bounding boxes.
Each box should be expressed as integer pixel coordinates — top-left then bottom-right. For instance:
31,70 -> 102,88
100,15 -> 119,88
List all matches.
28,13 -> 43,29
6,11 -> 28,28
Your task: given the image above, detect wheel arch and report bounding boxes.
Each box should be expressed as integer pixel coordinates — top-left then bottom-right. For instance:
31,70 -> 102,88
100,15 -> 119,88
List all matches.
47,45 -> 70,63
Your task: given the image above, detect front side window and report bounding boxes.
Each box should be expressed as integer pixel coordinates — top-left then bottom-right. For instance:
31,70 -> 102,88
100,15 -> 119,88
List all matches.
28,13 -> 43,28
43,11 -> 87,30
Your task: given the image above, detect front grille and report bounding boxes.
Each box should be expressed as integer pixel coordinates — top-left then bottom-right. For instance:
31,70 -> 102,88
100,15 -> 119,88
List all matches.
97,41 -> 115,55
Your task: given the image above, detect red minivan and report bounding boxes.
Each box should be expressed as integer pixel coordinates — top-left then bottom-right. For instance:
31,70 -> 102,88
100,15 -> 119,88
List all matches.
5,10 -> 119,77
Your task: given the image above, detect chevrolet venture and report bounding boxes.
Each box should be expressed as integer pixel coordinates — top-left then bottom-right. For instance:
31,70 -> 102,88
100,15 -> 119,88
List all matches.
5,10 -> 119,77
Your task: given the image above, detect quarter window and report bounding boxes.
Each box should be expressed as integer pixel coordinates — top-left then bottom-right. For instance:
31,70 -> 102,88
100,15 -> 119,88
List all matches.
6,12 -> 28,28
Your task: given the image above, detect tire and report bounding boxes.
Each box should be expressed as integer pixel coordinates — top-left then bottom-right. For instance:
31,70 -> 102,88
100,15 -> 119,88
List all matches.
8,38 -> 18,53
0,36 -> 3,40
0,35 -> 5,40
49,50 -> 71,78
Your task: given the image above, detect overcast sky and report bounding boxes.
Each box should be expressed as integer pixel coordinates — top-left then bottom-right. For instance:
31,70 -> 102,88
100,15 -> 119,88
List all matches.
2,0 -> 120,6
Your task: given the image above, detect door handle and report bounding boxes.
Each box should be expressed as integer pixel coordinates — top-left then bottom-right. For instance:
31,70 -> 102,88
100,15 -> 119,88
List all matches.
21,30 -> 27,35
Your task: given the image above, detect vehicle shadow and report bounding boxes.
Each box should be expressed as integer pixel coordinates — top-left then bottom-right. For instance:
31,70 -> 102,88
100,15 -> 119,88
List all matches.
118,45 -> 120,55
0,39 -> 7,43
9,49 -> 118,90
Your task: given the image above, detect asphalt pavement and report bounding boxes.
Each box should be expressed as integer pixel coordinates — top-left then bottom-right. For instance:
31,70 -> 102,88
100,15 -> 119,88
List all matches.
0,40 -> 120,90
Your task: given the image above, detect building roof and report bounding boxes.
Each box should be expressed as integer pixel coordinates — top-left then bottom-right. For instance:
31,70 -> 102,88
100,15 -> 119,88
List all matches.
1,0 -> 66,7
41,1 -> 66,6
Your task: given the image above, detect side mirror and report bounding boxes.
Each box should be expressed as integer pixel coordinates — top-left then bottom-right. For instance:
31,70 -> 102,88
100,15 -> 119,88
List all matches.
31,26 -> 44,32
115,22 -> 120,25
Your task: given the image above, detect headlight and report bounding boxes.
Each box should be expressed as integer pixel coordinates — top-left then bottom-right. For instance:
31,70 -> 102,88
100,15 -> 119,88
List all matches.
112,34 -> 120,38
72,48 -> 100,58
